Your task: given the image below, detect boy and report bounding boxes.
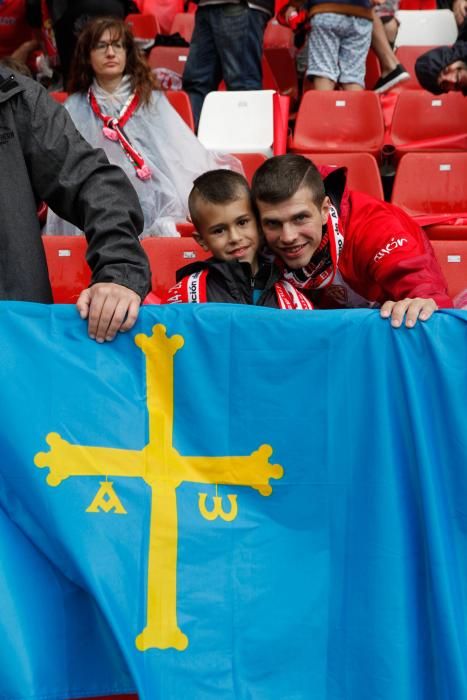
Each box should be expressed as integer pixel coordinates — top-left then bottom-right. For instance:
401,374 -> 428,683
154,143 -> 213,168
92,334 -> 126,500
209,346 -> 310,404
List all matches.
251,155 -> 453,327
284,0 -> 373,92
163,169 -> 313,309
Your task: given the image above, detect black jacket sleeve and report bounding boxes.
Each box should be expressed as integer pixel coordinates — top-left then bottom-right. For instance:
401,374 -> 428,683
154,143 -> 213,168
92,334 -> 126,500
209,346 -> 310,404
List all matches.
13,77 -> 151,299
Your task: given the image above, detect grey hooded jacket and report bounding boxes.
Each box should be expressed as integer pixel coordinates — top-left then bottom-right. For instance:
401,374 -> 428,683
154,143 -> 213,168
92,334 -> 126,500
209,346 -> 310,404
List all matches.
0,71 -> 150,302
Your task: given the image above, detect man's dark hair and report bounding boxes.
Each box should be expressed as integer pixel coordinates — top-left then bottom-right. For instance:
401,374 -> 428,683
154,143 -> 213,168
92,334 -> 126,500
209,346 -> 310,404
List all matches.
415,41 -> 467,95
251,154 -> 326,206
189,169 -> 251,228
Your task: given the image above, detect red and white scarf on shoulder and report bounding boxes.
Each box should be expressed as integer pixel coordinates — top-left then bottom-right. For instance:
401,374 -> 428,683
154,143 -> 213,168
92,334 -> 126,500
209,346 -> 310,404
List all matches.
278,204 -> 344,290
165,269 -> 314,309
88,86 -> 152,181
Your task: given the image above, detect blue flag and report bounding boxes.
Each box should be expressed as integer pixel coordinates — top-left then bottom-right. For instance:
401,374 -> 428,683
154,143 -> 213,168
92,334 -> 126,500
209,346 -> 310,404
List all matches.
0,302 -> 466,700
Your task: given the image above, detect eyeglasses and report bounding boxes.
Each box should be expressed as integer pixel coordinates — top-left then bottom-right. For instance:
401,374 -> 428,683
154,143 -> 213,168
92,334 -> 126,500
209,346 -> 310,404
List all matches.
92,40 -> 125,53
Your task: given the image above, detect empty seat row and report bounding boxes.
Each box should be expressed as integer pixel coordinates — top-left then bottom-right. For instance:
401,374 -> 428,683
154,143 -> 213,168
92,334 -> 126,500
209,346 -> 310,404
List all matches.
290,90 -> 467,157
42,236 -> 208,304
42,229 -> 466,304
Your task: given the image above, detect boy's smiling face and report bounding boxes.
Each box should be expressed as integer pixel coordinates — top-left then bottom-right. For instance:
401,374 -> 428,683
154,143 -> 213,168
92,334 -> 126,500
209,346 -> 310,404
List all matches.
195,194 -> 261,274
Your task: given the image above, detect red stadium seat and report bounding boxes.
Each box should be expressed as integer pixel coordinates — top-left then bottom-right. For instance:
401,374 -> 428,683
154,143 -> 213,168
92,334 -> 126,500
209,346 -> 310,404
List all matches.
42,235 -> 90,303
302,152 -> 384,200
430,239 -> 467,299
50,91 -> 68,104
423,224 -> 467,241
263,21 -> 298,98
394,45 -> 437,90
364,48 -> 381,90
399,0 -> 436,8
165,89 -> 195,131
232,152 -> 268,184
391,152 -> 467,234
44,235 -> 211,302
290,90 -> 385,156
142,238 -> 209,298
137,0 -> 184,34
148,46 -> 189,77
390,91 -> 467,157
125,13 -> 159,48
170,12 -> 195,43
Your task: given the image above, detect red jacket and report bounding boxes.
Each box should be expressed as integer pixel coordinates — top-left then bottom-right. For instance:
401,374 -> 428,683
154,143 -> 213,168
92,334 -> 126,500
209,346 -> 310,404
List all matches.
320,169 -> 453,308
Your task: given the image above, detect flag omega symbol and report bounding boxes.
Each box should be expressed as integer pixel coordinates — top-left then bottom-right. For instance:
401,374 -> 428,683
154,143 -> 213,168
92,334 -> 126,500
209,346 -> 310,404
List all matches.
34,324 -> 284,652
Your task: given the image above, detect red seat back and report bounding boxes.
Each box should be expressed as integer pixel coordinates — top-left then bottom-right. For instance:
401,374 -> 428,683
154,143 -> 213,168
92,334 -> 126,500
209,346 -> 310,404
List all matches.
42,236 -> 90,303
165,89 -> 195,131
232,153 -> 268,184
148,46 -> 189,76
170,12 -> 195,42
303,152 -> 384,200
263,21 -> 298,98
50,91 -> 69,104
142,238 -> 209,298
291,91 -> 385,156
392,152 -> 467,216
125,13 -> 159,40
430,239 -> 467,299
390,91 -> 467,157
394,46 -> 437,90
364,48 -> 381,90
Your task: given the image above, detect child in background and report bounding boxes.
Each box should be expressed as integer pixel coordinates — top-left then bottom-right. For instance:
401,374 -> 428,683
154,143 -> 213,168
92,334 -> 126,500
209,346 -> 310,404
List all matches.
163,170 -> 313,309
285,0 -> 373,91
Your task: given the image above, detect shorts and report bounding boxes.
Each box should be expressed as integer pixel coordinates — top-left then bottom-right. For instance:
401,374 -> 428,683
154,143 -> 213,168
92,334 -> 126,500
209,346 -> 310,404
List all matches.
306,13 -> 372,86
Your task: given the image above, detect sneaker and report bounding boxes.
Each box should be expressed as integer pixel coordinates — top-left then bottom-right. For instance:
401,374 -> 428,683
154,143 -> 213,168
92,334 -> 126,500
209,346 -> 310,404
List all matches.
373,64 -> 410,93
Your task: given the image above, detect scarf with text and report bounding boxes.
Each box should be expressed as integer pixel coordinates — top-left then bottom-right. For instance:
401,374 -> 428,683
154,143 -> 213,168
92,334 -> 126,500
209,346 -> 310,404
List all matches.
88,88 -> 152,181
164,270 -> 314,309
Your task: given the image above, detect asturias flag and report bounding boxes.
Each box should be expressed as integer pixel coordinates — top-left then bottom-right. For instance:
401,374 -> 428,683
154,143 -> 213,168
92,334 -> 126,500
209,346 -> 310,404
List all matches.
0,303 -> 466,700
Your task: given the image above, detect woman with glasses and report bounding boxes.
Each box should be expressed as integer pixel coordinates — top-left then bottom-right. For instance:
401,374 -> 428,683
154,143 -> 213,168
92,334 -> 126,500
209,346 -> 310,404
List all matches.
46,16 -> 239,237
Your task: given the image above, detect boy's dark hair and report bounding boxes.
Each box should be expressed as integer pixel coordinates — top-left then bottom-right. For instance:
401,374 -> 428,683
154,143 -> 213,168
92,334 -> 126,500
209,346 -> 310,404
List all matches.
252,154 -> 326,207
189,169 -> 251,229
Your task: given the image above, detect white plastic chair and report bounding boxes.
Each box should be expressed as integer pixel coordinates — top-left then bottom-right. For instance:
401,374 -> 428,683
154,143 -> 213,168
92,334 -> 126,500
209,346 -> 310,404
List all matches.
394,10 -> 458,47
197,90 -> 275,156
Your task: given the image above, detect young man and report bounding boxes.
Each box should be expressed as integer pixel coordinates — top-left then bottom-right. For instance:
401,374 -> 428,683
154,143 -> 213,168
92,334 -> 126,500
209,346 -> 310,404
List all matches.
251,154 -> 452,327
182,0 -> 273,130
163,170 -> 312,309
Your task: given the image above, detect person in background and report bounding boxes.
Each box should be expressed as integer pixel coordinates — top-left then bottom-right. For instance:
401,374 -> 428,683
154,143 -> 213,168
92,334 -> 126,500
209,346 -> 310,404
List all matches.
182,0 -> 274,129
284,0 -> 374,91
26,0 -> 138,82
371,0 -> 410,92
415,22 -> 467,94
0,0 -> 39,63
45,17 -> 239,238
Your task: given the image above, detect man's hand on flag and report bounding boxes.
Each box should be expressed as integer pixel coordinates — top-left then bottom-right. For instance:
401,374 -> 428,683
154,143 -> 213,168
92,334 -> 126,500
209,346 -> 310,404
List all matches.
380,297 -> 438,328
76,282 -> 141,342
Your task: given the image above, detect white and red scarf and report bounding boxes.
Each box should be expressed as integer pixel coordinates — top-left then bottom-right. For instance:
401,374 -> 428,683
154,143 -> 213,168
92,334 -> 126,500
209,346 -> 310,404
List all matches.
165,270 -> 314,309
88,87 -> 152,181
278,204 -> 344,290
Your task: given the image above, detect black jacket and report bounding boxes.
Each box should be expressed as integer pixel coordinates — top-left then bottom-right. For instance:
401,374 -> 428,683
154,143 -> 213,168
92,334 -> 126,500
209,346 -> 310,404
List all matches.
0,71 -> 150,302
173,258 -> 283,307
415,21 -> 467,95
